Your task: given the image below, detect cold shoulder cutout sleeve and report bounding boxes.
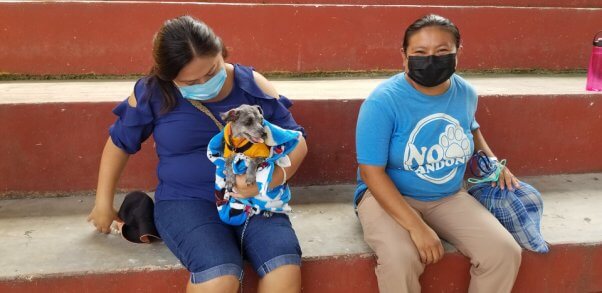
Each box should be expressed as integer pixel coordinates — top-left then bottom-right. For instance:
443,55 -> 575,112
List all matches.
109,78 -> 155,154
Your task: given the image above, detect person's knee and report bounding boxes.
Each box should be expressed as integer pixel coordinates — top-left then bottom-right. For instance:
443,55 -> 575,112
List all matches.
504,239 -> 522,269
476,237 -> 522,271
187,275 -> 239,293
259,264 -> 301,292
377,244 -> 424,275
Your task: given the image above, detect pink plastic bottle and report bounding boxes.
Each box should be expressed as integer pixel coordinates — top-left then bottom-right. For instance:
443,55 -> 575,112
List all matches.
586,31 -> 602,92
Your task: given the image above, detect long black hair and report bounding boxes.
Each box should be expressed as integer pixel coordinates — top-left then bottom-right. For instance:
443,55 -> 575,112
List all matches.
402,14 -> 461,52
147,16 -> 228,112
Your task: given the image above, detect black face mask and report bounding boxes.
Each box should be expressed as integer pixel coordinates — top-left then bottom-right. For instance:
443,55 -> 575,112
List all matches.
407,53 -> 456,87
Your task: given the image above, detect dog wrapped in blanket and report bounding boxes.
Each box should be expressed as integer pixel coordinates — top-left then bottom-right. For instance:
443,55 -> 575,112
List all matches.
207,104 -> 302,226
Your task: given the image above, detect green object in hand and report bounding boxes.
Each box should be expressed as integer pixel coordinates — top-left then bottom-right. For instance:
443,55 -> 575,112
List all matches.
467,159 -> 507,184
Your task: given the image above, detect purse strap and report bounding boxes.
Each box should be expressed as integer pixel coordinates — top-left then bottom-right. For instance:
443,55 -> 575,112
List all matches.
188,99 -> 224,131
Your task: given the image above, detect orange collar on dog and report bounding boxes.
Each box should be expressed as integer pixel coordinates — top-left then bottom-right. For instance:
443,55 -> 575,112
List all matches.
223,123 -> 270,158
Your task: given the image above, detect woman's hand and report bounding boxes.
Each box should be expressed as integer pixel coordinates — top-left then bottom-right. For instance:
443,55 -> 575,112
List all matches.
408,222 -> 445,265
493,166 -> 520,191
230,136 -> 307,199
87,203 -> 119,234
231,174 -> 260,198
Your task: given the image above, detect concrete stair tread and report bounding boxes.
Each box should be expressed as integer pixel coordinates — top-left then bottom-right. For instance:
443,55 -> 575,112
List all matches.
1,74 -> 598,105
1,173 -> 601,281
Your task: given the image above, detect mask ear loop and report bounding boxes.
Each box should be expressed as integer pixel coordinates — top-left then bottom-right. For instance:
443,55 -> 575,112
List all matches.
468,153 -> 480,177
477,150 -> 494,174
468,151 -> 506,184
469,150 -> 490,177
468,160 -> 507,184
400,48 -> 409,72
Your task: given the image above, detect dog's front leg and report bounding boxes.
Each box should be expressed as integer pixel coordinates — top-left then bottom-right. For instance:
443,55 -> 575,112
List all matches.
245,158 -> 264,186
224,155 -> 236,192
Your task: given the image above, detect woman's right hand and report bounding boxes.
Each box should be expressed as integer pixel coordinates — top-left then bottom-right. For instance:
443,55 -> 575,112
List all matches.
87,204 -> 119,234
408,222 -> 445,265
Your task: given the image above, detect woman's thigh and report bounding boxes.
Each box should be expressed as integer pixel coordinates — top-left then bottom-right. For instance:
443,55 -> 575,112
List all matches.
357,190 -> 423,264
422,191 -> 519,259
235,212 -> 302,278
154,199 -> 243,284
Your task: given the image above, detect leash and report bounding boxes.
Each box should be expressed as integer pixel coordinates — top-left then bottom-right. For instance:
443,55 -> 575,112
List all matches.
238,216 -> 251,293
188,98 -> 258,292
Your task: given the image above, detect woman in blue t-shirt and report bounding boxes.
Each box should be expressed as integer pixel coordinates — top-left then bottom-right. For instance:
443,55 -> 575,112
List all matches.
355,14 -> 522,293
87,16 -> 307,292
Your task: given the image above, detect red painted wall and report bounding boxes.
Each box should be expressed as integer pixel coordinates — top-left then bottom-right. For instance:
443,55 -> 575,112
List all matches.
162,0 -> 602,7
1,95 -> 601,195
1,244 -> 600,292
1,2 -> 601,75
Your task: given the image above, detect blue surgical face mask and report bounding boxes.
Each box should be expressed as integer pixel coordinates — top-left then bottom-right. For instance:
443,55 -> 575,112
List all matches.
176,67 -> 227,101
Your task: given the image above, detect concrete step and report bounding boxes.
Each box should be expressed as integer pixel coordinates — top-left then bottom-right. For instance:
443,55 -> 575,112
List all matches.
1,74 -> 601,195
0,74 -> 595,104
1,1 -> 601,75
1,173 -> 601,292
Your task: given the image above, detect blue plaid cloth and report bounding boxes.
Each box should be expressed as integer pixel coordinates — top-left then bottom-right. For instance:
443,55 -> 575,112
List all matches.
467,182 -> 549,253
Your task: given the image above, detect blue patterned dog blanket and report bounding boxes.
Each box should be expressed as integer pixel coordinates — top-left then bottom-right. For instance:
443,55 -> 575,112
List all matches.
207,120 -> 302,225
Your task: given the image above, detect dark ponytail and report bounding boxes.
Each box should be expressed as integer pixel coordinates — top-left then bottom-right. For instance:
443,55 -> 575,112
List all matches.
147,15 -> 228,112
403,14 -> 461,52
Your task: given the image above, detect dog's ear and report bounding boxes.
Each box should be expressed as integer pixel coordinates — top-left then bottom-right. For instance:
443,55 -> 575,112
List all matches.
220,109 -> 239,122
254,105 -> 263,116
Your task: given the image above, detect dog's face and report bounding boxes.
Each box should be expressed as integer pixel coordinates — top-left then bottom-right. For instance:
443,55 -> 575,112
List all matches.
221,105 -> 266,143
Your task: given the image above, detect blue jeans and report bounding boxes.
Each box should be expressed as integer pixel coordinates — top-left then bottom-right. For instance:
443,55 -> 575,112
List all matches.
154,198 -> 302,284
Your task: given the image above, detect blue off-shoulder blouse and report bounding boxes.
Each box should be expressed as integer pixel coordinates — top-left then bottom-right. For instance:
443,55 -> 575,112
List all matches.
109,64 -> 305,202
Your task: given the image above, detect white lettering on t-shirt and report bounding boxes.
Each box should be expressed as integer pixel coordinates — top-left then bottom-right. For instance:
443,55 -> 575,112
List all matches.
404,113 -> 471,184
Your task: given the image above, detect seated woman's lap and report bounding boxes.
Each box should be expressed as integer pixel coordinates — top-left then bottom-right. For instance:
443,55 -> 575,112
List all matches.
154,198 -> 301,284
239,208 -> 302,277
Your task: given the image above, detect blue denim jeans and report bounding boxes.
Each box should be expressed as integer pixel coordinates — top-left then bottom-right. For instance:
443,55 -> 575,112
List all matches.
154,198 -> 301,284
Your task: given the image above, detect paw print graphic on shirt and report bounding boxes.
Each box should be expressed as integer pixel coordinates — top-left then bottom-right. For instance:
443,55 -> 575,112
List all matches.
439,125 -> 470,161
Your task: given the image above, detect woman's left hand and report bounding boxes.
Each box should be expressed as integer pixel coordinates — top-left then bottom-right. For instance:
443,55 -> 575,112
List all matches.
231,174 -> 259,198
493,166 -> 521,191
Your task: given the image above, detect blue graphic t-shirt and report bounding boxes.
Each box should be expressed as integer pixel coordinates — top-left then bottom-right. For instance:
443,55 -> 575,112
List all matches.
355,73 -> 479,203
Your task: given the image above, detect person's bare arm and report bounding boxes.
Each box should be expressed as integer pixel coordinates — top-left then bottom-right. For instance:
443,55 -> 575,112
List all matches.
87,138 -> 130,233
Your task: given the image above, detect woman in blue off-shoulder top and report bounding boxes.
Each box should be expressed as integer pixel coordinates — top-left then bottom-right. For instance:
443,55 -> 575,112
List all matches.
87,16 -> 307,293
